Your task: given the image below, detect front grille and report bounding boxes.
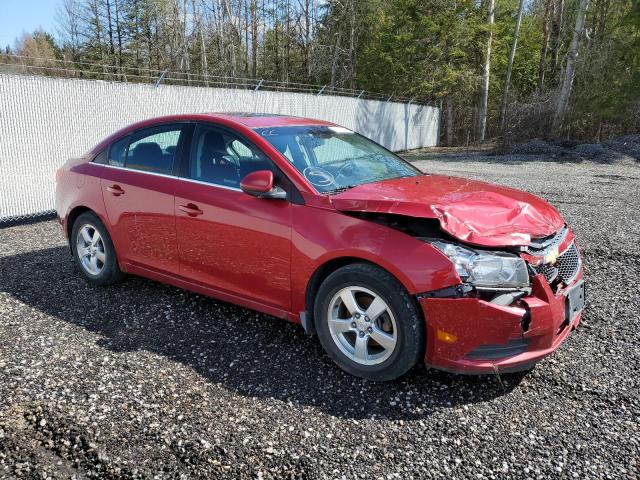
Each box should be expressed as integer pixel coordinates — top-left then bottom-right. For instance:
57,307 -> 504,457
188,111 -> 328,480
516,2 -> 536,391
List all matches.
524,226 -> 568,256
533,242 -> 581,285
534,262 -> 558,283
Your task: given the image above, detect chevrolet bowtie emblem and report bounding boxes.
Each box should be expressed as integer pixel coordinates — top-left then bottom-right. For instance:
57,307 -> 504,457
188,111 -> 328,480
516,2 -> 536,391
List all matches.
545,249 -> 559,264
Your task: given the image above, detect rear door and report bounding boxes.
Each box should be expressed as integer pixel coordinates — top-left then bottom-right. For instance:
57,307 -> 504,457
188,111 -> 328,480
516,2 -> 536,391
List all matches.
100,123 -> 188,274
174,123 -> 293,310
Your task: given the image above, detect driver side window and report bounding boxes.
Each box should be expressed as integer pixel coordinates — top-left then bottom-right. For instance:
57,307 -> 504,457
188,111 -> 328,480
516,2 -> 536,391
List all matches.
189,125 -> 272,189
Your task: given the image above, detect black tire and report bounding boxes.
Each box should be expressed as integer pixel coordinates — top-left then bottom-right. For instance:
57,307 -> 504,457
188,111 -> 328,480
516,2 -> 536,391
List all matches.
314,263 -> 425,381
70,211 -> 125,285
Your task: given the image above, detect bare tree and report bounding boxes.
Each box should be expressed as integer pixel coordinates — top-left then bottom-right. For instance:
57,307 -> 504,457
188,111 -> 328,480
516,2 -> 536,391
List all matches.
56,0 -> 82,57
550,0 -> 565,74
477,0 -> 495,141
446,96 -> 454,147
251,0 -> 258,77
538,0 -> 554,91
552,0 -> 590,130
500,0 -> 526,132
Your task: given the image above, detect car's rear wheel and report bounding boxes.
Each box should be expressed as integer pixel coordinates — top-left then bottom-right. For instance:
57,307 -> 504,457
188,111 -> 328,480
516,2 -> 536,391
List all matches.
314,263 -> 425,381
71,212 -> 124,285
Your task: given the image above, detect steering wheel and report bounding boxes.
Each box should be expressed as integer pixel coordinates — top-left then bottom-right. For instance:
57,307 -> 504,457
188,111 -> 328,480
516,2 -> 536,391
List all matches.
303,167 -> 337,188
335,159 -> 357,179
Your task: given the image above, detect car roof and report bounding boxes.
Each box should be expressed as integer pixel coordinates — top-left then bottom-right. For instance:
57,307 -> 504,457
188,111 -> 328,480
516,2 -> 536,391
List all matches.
127,112 -> 336,128
88,113 -> 337,155
202,112 -> 336,128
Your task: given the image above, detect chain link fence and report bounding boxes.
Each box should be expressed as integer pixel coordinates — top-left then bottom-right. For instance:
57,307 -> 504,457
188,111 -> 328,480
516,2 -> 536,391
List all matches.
0,65 -> 439,225
0,54 -> 432,103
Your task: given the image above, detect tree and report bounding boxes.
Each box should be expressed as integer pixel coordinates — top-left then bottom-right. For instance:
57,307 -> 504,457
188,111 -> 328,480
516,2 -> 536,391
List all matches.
15,30 -> 61,61
0,0 -> 634,144
500,0 -> 526,132
552,0 -> 590,130
478,0 -> 495,141
538,0 -> 554,91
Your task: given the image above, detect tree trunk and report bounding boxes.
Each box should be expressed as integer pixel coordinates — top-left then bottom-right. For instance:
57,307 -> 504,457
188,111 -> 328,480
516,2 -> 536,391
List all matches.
552,0 -> 589,130
105,0 -> 115,60
477,0 -> 495,141
303,0 -> 311,80
500,0 -> 526,133
551,0 -> 565,74
330,31 -> 341,88
348,0 -> 357,89
538,0 -> 554,91
251,0 -> 257,77
446,96 -> 454,147
114,0 -> 123,69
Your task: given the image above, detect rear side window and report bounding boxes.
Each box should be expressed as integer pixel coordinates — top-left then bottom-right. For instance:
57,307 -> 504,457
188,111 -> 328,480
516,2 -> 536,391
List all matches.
108,136 -> 128,167
126,126 -> 183,175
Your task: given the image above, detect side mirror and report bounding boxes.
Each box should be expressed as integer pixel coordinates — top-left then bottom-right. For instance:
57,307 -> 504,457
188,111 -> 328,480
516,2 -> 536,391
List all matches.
240,170 -> 287,200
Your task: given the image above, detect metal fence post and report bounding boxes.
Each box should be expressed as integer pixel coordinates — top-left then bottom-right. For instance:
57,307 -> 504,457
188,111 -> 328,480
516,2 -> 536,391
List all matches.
155,70 -> 168,87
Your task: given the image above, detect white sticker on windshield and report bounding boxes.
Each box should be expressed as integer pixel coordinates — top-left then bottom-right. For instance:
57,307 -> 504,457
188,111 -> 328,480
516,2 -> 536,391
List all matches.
328,126 -> 353,134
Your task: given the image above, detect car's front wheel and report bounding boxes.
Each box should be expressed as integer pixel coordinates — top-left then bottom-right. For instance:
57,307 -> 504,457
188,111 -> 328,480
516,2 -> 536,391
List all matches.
314,263 -> 425,381
71,212 -> 124,285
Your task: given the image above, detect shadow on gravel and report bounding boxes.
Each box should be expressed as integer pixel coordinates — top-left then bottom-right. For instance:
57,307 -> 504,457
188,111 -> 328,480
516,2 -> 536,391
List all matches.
0,246 -> 526,420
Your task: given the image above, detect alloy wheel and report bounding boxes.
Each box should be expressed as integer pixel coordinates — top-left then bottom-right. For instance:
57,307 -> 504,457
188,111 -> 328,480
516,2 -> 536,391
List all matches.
76,224 -> 106,276
327,286 -> 398,366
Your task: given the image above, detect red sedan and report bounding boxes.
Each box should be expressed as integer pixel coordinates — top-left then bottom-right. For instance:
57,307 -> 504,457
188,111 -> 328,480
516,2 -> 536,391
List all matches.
55,113 -> 585,380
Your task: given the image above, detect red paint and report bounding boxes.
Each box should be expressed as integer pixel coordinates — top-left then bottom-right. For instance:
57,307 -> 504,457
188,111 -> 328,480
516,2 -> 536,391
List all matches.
56,113 -> 584,375
100,166 -> 179,272
421,271 -> 583,374
240,170 -> 274,194
331,175 -> 565,247
174,179 -> 292,311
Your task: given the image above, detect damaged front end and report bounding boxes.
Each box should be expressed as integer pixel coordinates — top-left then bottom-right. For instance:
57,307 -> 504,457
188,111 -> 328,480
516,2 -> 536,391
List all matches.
417,225 -> 585,374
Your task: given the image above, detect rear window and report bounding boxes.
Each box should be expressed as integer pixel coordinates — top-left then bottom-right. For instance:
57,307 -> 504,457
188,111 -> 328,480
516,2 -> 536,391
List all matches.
108,136 -> 128,167
93,149 -> 107,164
125,126 -> 182,175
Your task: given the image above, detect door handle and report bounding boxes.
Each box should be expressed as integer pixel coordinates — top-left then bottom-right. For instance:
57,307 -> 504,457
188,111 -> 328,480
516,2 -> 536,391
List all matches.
106,184 -> 125,196
179,203 -> 204,217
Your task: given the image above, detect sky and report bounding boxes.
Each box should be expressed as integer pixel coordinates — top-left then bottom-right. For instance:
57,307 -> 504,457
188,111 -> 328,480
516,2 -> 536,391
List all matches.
0,0 -> 60,49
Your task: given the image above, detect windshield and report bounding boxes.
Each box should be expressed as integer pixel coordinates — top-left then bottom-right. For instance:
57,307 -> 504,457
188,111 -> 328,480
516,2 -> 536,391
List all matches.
256,125 -> 421,193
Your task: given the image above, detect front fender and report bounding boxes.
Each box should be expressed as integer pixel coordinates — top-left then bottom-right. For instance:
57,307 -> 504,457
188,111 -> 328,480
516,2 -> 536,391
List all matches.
290,205 -> 460,316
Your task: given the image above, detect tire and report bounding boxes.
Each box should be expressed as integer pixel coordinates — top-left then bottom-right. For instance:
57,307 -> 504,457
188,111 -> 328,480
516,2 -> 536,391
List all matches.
314,263 -> 425,381
70,212 -> 124,285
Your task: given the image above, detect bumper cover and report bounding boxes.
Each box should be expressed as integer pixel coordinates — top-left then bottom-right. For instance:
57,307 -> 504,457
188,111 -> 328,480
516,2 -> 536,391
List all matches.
420,273 -> 583,374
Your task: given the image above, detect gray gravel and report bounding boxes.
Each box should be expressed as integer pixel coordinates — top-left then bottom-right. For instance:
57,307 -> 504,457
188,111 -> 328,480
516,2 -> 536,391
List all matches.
1,153 -> 639,479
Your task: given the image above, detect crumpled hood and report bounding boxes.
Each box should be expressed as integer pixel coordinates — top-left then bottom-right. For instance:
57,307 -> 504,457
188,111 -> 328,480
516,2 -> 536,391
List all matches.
329,175 -> 565,247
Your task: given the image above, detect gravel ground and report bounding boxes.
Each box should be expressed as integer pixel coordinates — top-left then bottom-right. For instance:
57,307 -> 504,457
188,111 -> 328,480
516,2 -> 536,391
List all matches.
1,153 -> 639,479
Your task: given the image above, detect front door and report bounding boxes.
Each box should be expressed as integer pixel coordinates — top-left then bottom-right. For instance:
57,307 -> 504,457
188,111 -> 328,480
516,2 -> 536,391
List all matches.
101,124 -> 185,274
175,124 -> 292,310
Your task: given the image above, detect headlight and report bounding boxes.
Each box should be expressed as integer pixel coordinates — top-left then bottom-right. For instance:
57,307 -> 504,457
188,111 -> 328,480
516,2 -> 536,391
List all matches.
431,241 -> 529,288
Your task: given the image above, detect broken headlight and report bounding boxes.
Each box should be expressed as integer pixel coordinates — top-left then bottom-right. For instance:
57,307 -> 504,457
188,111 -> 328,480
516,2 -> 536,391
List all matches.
431,241 -> 529,288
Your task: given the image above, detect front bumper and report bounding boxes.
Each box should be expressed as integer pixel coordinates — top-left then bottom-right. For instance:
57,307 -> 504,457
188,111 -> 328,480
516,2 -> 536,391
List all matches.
419,272 -> 584,374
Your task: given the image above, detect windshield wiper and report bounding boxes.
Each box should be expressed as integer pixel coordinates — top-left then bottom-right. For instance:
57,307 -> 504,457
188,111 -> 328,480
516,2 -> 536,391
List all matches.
324,185 -> 358,195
